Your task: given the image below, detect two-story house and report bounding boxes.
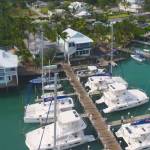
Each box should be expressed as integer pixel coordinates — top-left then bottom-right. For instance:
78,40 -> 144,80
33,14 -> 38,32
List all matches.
0,50 -> 18,88
57,28 -> 93,58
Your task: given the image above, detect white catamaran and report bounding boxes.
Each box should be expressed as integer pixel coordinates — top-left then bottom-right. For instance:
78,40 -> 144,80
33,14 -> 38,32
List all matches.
96,82 -> 149,113
116,118 -> 150,150
85,75 -> 128,93
25,109 -> 95,150
24,97 -> 74,124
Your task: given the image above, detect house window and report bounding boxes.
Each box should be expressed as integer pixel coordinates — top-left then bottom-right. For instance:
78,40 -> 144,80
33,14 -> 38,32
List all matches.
80,51 -> 83,55
76,43 -> 91,50
0,77 -> 4,81
69,42 -> 75,47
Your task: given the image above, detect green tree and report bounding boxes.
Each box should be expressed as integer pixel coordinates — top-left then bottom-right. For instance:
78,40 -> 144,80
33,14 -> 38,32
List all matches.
121,0 -> 131,12
143,0 -> 150,11
114,20 -> 144,47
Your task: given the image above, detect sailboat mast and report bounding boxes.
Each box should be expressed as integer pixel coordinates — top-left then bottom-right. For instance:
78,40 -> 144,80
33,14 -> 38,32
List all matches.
54,73 -> 58,149
110,23 -> 114,75
41,31 -> 44,95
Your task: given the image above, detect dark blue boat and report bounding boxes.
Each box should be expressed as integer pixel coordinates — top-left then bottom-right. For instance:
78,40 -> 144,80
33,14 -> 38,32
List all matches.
131,118 -> 150,126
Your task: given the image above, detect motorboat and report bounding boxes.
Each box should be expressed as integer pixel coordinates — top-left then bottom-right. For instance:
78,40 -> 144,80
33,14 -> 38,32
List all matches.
96,82 -> 149,113
24,97 -> 74,123
25,110 -> 95,149
76,65 -> 108,78
85,75 -> 128,94
116,118 -> 150,150
143,49 -> 150,52
131,54 -> 145,62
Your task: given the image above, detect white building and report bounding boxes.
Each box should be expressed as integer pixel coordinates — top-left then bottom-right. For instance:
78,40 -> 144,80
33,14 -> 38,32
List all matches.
0,50 -> 18,87
57,28 -> 93,58
68,2 -> 91,18
119,0 -> 144,13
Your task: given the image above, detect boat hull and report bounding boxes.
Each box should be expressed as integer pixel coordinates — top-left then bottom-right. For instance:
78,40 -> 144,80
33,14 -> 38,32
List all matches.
103,98 -> 149,113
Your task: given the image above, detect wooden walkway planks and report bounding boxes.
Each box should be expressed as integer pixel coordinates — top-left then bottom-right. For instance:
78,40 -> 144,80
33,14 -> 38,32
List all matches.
62,63 -> 122,150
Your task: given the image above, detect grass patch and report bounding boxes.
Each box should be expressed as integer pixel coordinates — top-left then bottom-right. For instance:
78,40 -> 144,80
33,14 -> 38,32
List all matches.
108,13 -> 129,19
10,8 -> 37,17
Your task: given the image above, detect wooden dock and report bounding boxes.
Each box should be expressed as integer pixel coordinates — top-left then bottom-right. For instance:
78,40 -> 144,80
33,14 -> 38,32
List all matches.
109,114 -> 150,127
118,48 -> 150,59
62,63 -> 122,150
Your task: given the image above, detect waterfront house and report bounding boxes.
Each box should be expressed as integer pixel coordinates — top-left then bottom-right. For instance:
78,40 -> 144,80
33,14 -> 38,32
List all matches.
0,50 -> 18,88
119,0 -> 144,13
68,2 -> 91,18
57,28 -> 93,58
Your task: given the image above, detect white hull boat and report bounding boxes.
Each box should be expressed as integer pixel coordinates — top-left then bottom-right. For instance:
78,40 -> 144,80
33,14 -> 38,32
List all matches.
116,118 -> 150,150
77,65 -> 106,78
143,49 -> 150,52
24,97 -> 74,123
43,84 -> 62,91
96,83 -> 149,113
25,110 -> 95,150
131,54 -> 145,62
85,76 -> 128,94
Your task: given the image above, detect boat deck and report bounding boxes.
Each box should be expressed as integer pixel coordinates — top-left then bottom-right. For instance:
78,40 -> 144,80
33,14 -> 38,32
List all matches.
62,63 -> 121,150
109,114 -> 150,127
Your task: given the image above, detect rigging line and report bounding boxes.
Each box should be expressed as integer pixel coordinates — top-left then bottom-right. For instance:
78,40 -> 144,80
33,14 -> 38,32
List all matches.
38,98 -> 53,150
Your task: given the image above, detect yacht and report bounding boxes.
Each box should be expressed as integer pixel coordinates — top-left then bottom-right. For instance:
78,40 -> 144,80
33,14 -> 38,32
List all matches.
131,54 -> 145,62
116,118 -> 150,150
24,97 -> 74,123
25,110 -> 95,150
96,82 -> 149,113
85,75 -> 128,93
76,65 -> 107,78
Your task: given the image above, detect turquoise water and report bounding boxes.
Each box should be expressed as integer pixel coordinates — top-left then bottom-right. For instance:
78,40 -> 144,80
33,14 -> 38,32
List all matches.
0,50 -> 150,149
106,58 -> 150,122
0,80 -> 103,150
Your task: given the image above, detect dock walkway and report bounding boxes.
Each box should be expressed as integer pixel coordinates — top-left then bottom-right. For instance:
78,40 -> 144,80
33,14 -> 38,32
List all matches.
62,63 -> 121,150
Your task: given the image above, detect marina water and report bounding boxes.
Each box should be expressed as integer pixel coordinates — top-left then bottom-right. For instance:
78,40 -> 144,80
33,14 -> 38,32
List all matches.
0,46 -> 150,150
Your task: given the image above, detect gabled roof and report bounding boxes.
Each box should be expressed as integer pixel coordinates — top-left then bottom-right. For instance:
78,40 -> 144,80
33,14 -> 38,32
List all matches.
0,50 -> 18,68
63,28 -> 93,44
74,10 -> 91,17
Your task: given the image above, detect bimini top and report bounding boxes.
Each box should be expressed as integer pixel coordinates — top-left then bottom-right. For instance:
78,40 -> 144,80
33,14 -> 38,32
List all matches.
63,28 -> 93,44
0,50 -> 18,68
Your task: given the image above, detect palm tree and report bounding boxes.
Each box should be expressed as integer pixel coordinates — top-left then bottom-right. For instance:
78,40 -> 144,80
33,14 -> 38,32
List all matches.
121,0 -> 130,12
